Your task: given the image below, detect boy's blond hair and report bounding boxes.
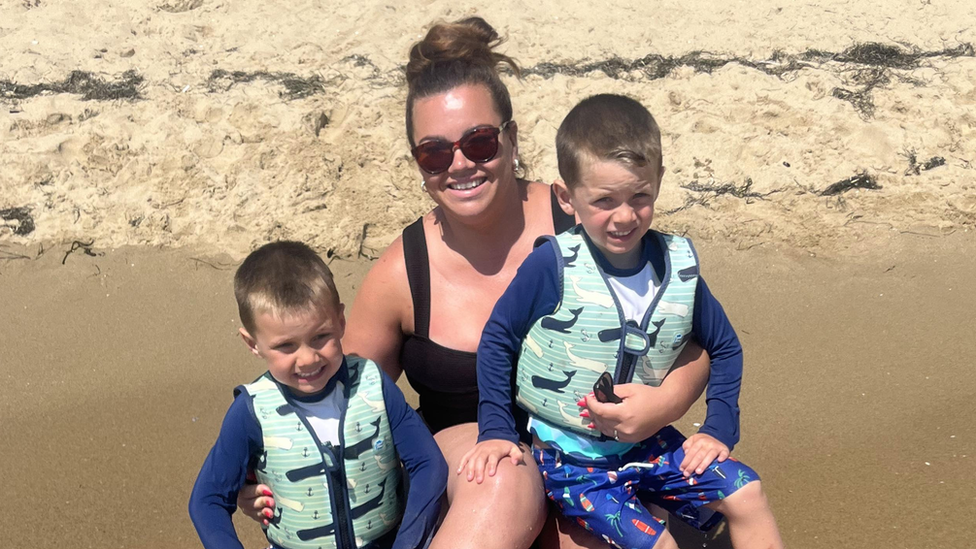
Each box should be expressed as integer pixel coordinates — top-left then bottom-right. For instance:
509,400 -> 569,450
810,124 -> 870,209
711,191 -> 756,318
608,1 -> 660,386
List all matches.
234,241 -> 340,335
556,94 -> 662,189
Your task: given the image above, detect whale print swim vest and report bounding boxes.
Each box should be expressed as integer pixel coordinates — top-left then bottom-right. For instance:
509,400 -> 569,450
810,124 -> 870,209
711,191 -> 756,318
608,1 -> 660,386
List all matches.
241,357 -> 403,549
515,227 -> 699,437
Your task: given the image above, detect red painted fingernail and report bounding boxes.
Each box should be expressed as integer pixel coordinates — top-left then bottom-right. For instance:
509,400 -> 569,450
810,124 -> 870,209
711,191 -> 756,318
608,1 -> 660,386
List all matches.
579,410 -> 590,418
577,398 -> 586,407
263,509 -> 273,518
262,488 -> 274,497
586,423 -> 595,429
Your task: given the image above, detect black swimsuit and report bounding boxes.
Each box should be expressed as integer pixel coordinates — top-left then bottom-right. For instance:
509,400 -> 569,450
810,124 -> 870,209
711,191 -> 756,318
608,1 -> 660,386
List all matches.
399,190 -> 576,434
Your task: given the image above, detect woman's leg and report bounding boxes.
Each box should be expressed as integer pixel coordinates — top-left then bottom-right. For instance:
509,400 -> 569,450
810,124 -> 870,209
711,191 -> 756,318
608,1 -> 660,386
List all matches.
428,423 -> 547,549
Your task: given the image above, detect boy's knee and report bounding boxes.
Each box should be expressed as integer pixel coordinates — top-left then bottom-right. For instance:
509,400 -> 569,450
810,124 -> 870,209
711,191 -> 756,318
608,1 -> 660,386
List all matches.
714,480 -> 770,518
651,531 -> 679,549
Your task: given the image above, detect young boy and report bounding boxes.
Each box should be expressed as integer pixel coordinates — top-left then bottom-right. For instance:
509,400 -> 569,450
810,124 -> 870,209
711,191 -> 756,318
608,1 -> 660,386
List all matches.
189,241 -> 446,549
461,95 -> 782,548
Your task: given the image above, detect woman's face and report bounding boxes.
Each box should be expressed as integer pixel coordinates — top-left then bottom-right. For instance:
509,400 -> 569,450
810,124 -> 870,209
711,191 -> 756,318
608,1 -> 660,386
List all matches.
411,84 -> 518,220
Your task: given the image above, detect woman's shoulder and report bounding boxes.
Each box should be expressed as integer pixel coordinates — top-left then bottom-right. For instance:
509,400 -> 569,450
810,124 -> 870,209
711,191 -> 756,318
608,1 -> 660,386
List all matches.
363,230 -> 408,287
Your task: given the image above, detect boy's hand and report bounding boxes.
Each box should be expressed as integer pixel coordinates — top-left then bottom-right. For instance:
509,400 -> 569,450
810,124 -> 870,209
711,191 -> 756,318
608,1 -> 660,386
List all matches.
680,433 -> 730,477
456,439 -> 524,484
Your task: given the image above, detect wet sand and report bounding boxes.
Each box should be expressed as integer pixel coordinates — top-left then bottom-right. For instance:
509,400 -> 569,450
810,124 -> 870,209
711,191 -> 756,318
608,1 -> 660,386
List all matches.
1,232 -> 973,548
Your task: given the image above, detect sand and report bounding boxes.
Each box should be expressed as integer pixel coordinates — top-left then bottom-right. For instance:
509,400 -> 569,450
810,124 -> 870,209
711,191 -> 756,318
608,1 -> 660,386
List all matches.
1,1 -> 975,548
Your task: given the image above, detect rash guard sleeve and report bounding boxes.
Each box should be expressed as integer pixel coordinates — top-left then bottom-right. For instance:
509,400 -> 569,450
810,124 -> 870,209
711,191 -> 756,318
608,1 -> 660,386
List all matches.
381,374 -> 447,549
477,240 -> 562,444
691,275 -> 743,450
188,394 -> 263,549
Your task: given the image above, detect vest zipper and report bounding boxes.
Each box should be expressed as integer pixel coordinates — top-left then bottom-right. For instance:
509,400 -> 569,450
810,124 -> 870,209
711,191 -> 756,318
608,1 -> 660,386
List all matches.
335,397 -> 357,549
322,442 -> 355,549
286,378 -> 356,549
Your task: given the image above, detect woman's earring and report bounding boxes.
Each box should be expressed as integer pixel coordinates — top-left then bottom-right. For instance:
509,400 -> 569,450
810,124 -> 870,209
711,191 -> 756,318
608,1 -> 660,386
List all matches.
513,157 -> 524,178
420,179 -> 427,192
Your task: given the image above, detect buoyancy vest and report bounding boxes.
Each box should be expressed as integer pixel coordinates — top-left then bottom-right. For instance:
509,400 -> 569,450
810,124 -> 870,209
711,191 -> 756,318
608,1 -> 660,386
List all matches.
239,356 -> 404,549
515,227 -> 699,437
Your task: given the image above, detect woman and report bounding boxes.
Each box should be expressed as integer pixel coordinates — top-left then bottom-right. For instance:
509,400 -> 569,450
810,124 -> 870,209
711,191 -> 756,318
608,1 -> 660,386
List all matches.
241,17 -> 712,549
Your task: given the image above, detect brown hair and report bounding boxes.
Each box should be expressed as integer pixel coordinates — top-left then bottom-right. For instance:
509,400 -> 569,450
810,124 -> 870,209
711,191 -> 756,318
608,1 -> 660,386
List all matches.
556,94 -> 663,189
405,17 -> 520,147
234,241 -> 341,335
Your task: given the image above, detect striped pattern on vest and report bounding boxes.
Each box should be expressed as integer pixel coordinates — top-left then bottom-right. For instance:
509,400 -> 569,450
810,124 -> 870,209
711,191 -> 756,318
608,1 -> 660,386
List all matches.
515,228 -> 699,437
243,357 -> 404,549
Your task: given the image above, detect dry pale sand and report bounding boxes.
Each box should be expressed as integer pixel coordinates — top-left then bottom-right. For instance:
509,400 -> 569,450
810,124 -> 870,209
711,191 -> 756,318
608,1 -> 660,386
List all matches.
1,1 -> 976,548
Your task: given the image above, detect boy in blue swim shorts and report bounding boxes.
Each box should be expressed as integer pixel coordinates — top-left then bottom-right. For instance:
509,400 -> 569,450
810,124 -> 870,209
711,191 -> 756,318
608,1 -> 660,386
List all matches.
460,95 -> 783,548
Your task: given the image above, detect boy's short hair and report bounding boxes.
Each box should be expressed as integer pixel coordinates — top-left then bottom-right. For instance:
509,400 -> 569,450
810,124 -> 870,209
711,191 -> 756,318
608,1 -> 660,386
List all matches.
556,94 -> 662,189
234,241 -> 341,335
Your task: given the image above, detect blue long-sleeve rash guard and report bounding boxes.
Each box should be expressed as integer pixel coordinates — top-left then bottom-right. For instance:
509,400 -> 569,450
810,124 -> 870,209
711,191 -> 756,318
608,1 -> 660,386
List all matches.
477,238 -> 743,450
188,361 -> 447,549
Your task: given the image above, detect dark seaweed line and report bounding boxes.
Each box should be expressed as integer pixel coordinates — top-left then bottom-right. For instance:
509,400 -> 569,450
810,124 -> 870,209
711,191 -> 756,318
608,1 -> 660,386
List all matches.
1,70 -> 143,101
1,42 -> 972,107
521,43 -> 974,80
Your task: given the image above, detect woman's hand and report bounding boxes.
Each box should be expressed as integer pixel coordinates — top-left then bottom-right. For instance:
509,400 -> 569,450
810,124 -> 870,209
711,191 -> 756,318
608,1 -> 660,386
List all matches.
237,483 -> 275,526
582,342 -> 712,442
581,384 -> 673,442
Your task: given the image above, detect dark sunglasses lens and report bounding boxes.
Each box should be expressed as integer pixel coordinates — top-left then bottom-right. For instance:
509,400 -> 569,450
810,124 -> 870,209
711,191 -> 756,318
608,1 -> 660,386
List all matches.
460,129 -> 500,162
414,143 -> 453,174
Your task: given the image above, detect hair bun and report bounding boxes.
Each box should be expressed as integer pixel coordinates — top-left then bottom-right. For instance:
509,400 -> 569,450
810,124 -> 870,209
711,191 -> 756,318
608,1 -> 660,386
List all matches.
406,17 -> 519,85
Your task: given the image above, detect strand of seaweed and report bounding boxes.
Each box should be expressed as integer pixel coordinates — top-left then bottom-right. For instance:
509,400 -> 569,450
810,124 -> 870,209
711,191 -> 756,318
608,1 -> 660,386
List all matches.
0,70 -> 143,101
521,42 -> 974,119
204,42 -> 973,116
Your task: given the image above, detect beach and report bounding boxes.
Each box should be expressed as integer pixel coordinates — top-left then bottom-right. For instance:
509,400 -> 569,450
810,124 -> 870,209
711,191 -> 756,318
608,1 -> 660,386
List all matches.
2,1 -> 975,547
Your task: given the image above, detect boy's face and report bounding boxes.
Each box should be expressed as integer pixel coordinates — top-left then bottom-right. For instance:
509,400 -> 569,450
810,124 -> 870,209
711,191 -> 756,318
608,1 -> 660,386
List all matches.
240,302 -> 346,396
554,157 -> 663,270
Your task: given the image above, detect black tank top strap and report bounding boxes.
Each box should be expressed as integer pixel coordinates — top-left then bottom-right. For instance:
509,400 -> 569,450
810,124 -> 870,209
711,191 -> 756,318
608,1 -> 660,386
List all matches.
550,185 -> 576,234
401,218 -> 431,338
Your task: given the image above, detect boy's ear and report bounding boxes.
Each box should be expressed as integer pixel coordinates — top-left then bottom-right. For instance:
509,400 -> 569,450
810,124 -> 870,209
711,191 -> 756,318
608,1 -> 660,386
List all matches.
239,327 -> 262,357
551,179 -> 577,217
337,304 -> 347,335
654,164 -> 666,196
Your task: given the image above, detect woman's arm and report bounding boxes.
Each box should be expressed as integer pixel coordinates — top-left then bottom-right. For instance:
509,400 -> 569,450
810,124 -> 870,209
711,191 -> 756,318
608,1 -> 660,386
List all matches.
343,236 -> 412,381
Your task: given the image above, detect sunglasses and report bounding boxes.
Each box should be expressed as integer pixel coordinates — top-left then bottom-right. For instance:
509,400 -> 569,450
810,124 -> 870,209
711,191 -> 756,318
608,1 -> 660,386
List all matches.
411,120 -> 513,175
593,372 -> 622,404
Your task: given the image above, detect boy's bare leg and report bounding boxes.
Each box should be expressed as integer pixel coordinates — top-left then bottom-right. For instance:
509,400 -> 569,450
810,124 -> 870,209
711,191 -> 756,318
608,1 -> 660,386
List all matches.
428,423 -> 546,549
706,481 -> 783,549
